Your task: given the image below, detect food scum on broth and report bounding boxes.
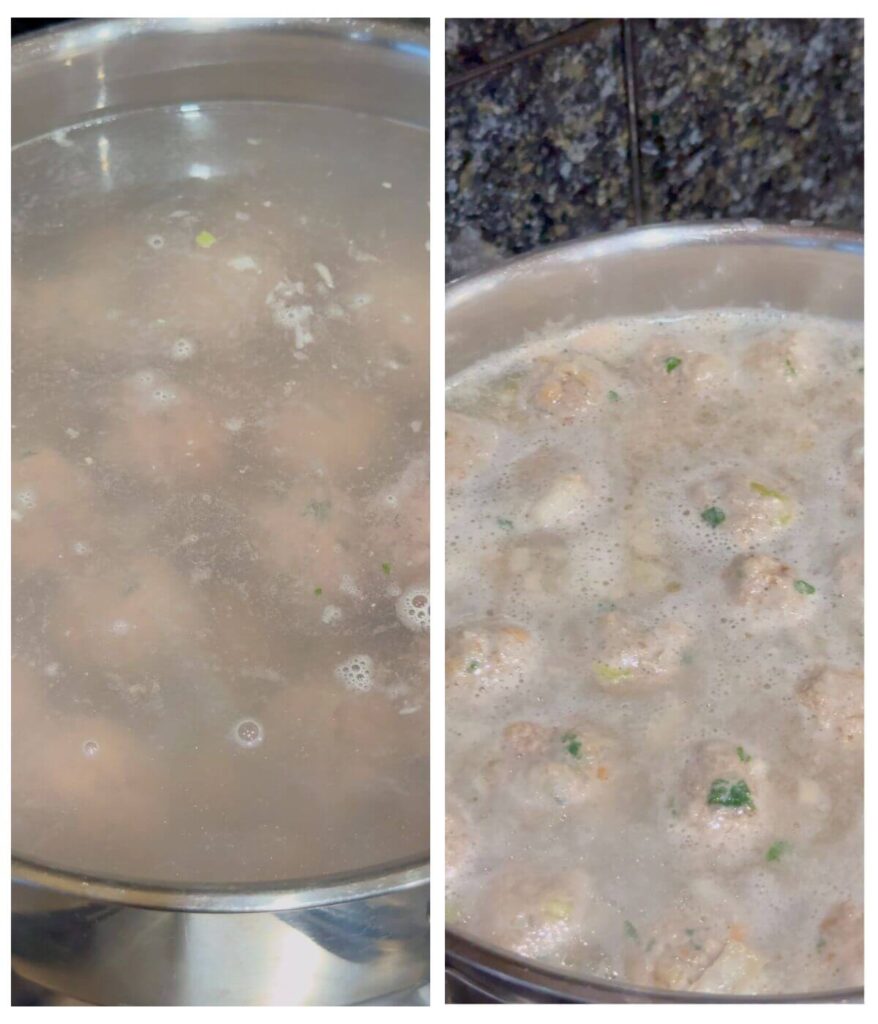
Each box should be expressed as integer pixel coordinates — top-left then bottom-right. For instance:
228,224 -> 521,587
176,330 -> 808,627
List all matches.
446,310 -> 863,995
12,101 -> 428,884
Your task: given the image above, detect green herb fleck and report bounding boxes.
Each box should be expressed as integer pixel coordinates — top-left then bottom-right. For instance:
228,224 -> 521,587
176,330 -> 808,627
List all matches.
707,778 -> 755,810
466,660 -> 480,673
624,920 -> 639,942
784,357 -> 797,378
736,745 -> 752,763
701,506 -> 726,528
560,731 -> 583,759
665,356 -> 682,373
381,562 -> 392,576
750,481 -> 785,500
794,579 -> 816,595
766,840 -> 790,862
608,390 -> 620,402
314,587 -> 323,597
685,927 -> 704,951
496,517 -> 514,531
305,499 -> 331,521
594,662 -> 634,683
195,230 -> 217,249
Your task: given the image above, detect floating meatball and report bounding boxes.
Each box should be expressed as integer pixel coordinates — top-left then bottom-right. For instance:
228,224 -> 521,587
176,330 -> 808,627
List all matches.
689,473 -> 798,547
797,666 -> 863,747
522,353 -> 608,418
639,342 -> 733,396
593,611 -> 690,688
12,448 -> 97,574
726,554 -> 818,624
742,328 -> 826,385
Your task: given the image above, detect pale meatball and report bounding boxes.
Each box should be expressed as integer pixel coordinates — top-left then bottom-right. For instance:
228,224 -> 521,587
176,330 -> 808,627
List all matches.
816,901 -> 863,988
742,328 -> 826,385
628,919 -> 765,994
50,555 -> 203,670
593,611 -> 690,688
797,667 -> 863,747
446,622 -> 534,702
100,371 -> 226,484
689,473 -> 797,547
481,719 -> 616,810
446,410 -> 500,486
12,448 -> 97,574
252,482 -> 361,598
265,384 -> 390,479
638,342 -> 732,396
522,353 -> 607,418
526,472 -> 592,530
726,554 -> 818,623
671,741 -> 771,863
477,867 -> 595,963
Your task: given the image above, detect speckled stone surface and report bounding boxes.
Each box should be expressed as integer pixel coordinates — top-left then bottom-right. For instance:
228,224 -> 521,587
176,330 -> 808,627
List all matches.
446,18 -> 864,280
446,18 -> 582,75
446,22 -> 631,277
637,19 -> 864,227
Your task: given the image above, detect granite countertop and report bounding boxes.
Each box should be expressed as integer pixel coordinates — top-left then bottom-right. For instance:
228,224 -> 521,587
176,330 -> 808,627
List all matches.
446,18 -> 864,279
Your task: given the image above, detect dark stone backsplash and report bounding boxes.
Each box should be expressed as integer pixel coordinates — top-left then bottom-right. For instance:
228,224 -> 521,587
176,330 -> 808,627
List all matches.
446,18 -> 864,279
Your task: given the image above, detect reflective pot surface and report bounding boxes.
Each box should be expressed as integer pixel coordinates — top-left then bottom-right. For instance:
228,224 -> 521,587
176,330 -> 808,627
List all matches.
445,221 -> 863,1005
12,17 -> 429,1007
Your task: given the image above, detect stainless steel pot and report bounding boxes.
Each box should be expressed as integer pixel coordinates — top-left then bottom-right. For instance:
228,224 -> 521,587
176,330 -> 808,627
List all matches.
12,17 -> 429,1007
445,221 -> 864,1004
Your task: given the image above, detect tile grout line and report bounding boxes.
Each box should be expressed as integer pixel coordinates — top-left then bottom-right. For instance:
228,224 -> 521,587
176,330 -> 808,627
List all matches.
621,18 -> 644,226
446,20 -> 615,91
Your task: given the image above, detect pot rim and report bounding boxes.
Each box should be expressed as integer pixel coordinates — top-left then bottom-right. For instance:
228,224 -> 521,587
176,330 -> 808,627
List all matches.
445,220 -> 863,1002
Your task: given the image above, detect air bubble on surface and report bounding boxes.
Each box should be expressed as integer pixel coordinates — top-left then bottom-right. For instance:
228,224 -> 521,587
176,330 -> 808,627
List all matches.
170,337 -> 196,361
146,235 -> 165,250
233,718 -> 264,748
110,619 -> 131,636
396,586 -> 430,632
15,488 -> 37,511
321,604 -> 343,625
335,654 -> 375,693
82,739 -> 100,758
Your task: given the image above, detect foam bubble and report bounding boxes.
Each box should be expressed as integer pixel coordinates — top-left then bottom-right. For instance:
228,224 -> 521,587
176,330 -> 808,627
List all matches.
396,585 -> 430,632
233,718 -> 264,748
170,337 -> 196,361
82,739 -> 100,757
335,654 -> 374,692
146,235 -> 165,250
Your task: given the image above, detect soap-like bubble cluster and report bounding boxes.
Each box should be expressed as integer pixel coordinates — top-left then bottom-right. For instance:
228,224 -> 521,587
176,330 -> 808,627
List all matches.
396,585 -> 430,633
335,654 -> 374,692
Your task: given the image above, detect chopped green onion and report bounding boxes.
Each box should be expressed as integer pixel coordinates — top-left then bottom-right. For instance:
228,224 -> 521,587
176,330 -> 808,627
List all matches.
784,357 -> 797,378
665,356 -> 682,373
794,579 -> 816,595
466,660 -> 480,673
766,840 -> 790,862
624,920 -> 639,942
496,517 -> 514,531
381,562 -> 392,575
736,746 -> 752,763
701,506 -> 726,528
608,390 -> 620,402
195,230 -> 217,249
707,778 -> 755,810
594,662 -> 634,683
314,587 -> 323,597
560,731 -> 582,759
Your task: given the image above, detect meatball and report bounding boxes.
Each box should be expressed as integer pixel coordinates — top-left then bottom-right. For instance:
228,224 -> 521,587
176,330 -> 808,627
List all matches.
526,472 -> 592,530
446,410 -> 500,486
638,342 -> 733,396
50,555 -> 203,670
742,328 -> 825,385
817,901 -> 863,988
487,534 -> 572,600
522,353 -> 607,418
671,741 -> 771,864
100,371 -> 226,484
797,667 -> 863,747
726,554 -> 818,624
628,919 -> 765,994
252,482 -> 361,598
446,622 -> 534,702
689,473 -> 797,547
477,867 -> 595,963
265,384 -> 390,479
12,448 -> 97,574
480,720 -> 617,811
593,611 -> 690,688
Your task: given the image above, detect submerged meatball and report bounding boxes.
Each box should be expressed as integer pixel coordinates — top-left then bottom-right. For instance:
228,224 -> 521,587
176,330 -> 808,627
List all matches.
446,410 -> 500,486
671,741 -> 771,864
446,622 -> 534,702
100,371 -> 226,484
12,448 -> 97,574
797,666 -> 863,747
266,384 -> 390,479
593,611 -> 690,688
628,918 -> 765,994
689,473 -> 798,547
50,555 -> 203,670
252,482 -> 360,598
816,901 -> 863,989
477,867 -> 595,963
